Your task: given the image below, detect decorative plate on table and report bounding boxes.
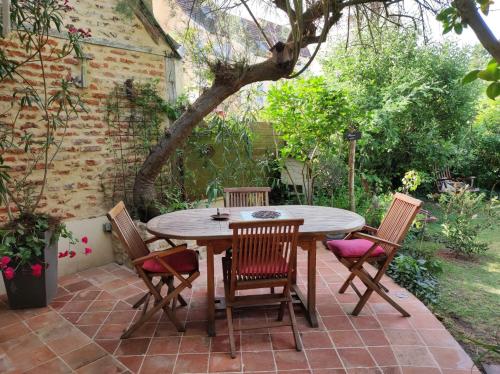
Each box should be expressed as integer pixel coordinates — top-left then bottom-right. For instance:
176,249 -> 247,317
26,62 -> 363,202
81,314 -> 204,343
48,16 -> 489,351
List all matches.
251,210 -> 281,219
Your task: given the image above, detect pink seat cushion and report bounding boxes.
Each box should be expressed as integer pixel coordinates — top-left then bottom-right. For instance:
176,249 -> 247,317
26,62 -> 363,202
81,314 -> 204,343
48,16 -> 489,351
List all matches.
326,239 -> 385,258
142,249 -> 198,274
239,257 -> 288,277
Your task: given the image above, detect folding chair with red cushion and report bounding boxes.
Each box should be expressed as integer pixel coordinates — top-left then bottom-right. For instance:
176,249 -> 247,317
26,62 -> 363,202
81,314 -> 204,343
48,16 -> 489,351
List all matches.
107,201 -> 200,338
223,219 -> 304,358
327,193 -> 422,317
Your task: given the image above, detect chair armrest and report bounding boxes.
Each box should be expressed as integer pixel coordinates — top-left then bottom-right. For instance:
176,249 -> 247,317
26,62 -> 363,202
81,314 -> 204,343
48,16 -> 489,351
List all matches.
362,225 -> 378,234
351,232 -> 400,249
132,245 -> 188,266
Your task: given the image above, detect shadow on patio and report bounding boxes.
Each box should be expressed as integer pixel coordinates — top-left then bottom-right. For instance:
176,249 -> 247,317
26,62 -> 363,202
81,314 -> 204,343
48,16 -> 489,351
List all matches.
0,243 -> 478,373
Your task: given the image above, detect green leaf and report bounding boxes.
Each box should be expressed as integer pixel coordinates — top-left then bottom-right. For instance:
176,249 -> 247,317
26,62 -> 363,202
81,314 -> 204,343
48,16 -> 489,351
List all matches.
477,69 -> 499,82
462,70 -> 480,84
454,23 -> 463,34
486,82 -> 500,100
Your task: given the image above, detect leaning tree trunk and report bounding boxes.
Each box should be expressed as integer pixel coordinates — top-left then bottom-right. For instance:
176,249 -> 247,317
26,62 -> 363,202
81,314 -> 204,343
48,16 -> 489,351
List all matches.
133,59 -> 291,219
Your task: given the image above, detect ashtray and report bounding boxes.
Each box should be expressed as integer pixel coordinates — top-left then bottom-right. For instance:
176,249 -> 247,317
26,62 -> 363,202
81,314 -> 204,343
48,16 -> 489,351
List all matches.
211,213 -> 230,221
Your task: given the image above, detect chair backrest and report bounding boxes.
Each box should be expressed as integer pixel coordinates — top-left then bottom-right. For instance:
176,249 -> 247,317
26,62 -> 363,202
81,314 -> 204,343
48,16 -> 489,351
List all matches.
435,167 -> 452,181
376,193 -> 423,254
228,219 -> 303,290
107,201 -> 149,261
224,187 -> 271,207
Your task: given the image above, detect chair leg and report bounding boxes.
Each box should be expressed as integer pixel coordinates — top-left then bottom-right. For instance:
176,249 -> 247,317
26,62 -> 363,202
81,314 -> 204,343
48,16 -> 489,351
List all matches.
226,306 -> 237,359
286,288 -> 302,351
132,292 -> 150,309
277,301 -> 286,321
177,294 -> 188,307
339,273 -> 355,294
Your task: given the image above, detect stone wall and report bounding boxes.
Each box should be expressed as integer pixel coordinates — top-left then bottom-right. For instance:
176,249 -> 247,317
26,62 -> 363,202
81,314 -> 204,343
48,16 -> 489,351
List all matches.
0,0 -> 180,223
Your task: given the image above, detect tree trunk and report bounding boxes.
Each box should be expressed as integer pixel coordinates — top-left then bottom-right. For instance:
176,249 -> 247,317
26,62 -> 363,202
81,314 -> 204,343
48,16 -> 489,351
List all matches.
133,59 -> 290,219
455,0 -> 500,62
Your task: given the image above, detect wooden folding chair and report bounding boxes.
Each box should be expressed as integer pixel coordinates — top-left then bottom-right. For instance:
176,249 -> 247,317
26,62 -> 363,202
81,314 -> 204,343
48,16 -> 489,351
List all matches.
223,219 -> 304,358
224,187 -> 271,207
107,201 -> 200,338
327,193 -> 422,317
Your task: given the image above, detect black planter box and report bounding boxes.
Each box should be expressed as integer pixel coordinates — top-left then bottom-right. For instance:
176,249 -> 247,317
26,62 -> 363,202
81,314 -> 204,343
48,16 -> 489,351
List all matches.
2,231 -> 58,309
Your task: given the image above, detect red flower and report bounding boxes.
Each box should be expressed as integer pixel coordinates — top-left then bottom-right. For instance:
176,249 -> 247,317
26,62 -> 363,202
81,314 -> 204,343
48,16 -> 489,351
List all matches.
67,25 -> 77,34
81,236 -> 88,244
3,267 -> 15,280
31,264 -> 43,277
84,247 -> 92,255
69,250 -> 76,258
0,256 -> 10,269
58,250 -> 69,258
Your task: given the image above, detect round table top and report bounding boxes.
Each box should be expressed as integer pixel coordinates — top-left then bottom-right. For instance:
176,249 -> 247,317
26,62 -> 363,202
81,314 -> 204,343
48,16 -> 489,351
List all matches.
147,205 -> 365,240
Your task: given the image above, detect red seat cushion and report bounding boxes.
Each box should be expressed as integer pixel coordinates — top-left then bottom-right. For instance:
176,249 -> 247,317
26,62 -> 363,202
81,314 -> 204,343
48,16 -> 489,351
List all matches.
239,257 -> 288,277
142,249 -> 198,274
326,239 -> 385,258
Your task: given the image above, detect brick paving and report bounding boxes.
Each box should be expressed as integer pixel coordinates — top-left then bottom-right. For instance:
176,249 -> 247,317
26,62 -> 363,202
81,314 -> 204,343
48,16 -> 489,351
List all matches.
0,243 -> 479,373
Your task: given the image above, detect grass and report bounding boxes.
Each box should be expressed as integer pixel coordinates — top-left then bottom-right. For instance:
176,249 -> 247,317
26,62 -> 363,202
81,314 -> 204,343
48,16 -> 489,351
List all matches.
418,199 -> 499,365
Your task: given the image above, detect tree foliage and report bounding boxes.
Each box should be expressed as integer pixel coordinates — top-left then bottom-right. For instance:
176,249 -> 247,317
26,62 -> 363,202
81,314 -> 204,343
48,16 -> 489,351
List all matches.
322,30 -> 481,190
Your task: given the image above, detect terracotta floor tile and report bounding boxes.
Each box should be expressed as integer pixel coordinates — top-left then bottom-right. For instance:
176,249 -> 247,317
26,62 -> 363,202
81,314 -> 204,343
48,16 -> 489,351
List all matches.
155,322 -> 183,337
148,336 -> 181,354
61,312 -> 82,324
140,355 -> 176,374
117,355 -> 144,373
76,355 -> 128,373
380,366 -> 402,374
65,280 -> 94,293
61,301 -> 92,313
392,346 -> 437,367
105,310 -> 137,324
409,314 -> 444,329
45,328 -> 91,355
179,335 -> 211,353
385,329 -> 423,346
301,331 -> 333,349
306,348 -> 343,369
0,332 -> 56,372
211,334 -> 241,353
242,351 -> 276,372
312,369 -> 347,374
95,324 -> 128,339
0,321 -> 30,343
337,347 -> 376,368
77,324 -> 101,338
322,315 -> 354,331
209,352 -> 243,372
115,337 -> 150,355
418,329 -> 459,348
24,357 -> 73,374
377,315 -> 413,329
61,342 -> 107,369
274,349 -> 309,371
430,347 -> 475,370
349,315 -> 381,330
271,332 -> 296,350
73,290 -> 101,301
317,302 -> 345,316
0,308 -> 21,327
241,333 -> 272,351
77,311 -> 109,325
25,310 -> 66,331
368,346 -> 398,366
95,339 -> 120,354
329,330 -> 364,347
357,330 -> 389,347
174,353 -> 209,373
87,300 -> 116,312
400,367 -> 440,374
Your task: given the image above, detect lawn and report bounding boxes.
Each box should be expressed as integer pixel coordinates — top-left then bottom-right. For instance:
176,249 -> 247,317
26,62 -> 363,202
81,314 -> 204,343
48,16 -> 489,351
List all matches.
420,200 -> 499,365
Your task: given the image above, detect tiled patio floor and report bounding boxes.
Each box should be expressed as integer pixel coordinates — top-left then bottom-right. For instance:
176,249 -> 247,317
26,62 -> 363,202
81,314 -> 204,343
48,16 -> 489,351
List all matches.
0,243 -> 478,373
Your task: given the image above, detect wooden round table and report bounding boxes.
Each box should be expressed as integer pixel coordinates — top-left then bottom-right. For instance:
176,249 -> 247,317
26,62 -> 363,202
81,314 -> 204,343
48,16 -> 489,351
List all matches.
147,205 -> 365,336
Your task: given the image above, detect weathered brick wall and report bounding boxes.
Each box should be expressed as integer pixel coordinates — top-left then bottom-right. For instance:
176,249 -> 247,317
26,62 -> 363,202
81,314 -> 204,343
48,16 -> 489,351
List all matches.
0,0 -> 178,223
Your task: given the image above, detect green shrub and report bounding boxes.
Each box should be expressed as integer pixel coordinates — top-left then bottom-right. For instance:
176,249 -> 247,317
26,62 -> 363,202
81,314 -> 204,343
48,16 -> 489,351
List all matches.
387,253 -> 442,305
439,190 -> 496,256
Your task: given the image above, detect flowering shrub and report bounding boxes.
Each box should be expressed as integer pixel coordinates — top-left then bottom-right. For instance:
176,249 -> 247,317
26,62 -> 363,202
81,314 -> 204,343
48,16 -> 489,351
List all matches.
0,214 -> 92,280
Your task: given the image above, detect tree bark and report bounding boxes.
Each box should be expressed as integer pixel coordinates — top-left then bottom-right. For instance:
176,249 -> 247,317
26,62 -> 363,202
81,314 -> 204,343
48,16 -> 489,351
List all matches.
133,59 -> 290,218
348,139 -> 356,212
455,0 -> 500,62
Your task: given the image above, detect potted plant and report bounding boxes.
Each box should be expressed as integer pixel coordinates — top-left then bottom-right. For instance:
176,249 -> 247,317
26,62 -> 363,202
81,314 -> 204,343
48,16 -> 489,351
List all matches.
0,0 -> 92,308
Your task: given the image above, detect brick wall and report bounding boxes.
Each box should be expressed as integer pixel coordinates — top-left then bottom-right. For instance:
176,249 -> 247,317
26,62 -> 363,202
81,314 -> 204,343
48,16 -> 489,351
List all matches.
0,0 -> 178,223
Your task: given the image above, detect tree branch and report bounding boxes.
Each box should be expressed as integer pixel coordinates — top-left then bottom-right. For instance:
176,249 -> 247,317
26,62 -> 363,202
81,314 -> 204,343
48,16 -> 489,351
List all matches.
455,0 -> 500,61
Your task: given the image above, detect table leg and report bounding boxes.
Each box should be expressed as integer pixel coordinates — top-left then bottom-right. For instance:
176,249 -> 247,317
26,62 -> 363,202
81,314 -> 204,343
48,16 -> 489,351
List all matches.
306,240 -> 318,327
206,244 -> 216,337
